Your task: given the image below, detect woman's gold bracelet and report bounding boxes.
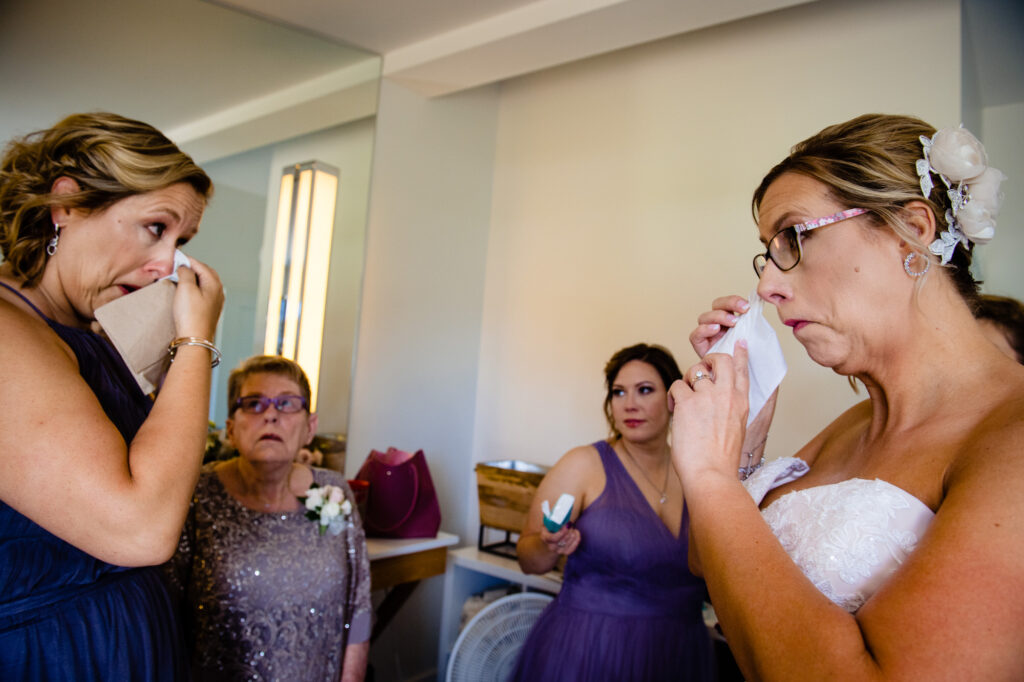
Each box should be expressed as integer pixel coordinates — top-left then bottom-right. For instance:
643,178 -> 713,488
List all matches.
168,336 -> 221,368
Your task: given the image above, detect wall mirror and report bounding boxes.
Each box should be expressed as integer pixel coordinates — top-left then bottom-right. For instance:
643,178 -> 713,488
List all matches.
1,0 -> 382,460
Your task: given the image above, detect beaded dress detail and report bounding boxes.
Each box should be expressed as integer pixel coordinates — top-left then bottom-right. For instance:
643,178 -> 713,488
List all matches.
163,464 -> 372,682
745,457 -> 935,612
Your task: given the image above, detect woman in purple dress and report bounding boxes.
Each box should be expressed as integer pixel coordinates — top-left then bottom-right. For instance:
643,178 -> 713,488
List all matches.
512,343 -> 713,681
164,355 -> 372,682
0,112 -> 224,679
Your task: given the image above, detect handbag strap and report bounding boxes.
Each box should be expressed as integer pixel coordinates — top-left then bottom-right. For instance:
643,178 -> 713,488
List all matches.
368,460 -> 420,532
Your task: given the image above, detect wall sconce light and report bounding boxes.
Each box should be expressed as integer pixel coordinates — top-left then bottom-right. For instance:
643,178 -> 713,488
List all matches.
264,160 -> 339,411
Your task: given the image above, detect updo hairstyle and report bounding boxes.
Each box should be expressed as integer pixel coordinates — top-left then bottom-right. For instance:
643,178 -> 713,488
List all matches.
752,114 -> 979,304
974,294 -> 1024,364
0,112 -> 212,285
602,343 -> 682,440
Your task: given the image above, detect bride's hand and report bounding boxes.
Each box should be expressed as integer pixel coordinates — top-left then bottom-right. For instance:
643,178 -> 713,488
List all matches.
689,295 -> 751,359
670,343 -> 751,482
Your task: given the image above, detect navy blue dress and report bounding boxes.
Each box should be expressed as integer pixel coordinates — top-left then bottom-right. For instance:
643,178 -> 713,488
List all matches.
511,440 -> 714,681
0,282 -> 188,681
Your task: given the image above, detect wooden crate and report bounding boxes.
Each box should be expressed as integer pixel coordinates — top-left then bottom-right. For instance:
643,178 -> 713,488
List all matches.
475,460 -> 549,533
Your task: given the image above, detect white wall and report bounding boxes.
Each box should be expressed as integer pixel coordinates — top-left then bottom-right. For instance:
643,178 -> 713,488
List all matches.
973,100 -> 1024,299
347,80 -> 500,682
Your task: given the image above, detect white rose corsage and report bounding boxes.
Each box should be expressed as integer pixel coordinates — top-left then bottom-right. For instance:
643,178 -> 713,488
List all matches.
917,125 -> 1006,264
300,483 -> 353,536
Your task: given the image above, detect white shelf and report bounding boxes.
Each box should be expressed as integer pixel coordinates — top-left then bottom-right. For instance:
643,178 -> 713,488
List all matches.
448,545 -> 562,593
366,530 -> 459,561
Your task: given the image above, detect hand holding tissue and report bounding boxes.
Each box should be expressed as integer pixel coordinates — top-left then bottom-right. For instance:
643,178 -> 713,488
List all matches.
94,249 -> 191,395
706,287 -> 787,425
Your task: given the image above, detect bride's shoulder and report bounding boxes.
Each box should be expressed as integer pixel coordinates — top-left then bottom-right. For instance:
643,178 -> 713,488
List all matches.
947,392 -> 1024,491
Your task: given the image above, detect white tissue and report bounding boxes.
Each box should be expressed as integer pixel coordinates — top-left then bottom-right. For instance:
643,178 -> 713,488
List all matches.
707,286 -> 787,425
160,249 -> 191,283
541,493 -> 575,531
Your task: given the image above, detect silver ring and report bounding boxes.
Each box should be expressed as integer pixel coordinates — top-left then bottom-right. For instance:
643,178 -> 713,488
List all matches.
692,370 -> 713,385
557,541 -> 566,548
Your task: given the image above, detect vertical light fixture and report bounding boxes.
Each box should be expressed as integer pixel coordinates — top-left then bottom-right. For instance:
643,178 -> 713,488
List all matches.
264,161 -> 339,412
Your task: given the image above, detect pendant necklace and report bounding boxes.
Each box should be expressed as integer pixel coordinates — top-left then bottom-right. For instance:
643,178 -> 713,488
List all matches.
620,440 -> 670,504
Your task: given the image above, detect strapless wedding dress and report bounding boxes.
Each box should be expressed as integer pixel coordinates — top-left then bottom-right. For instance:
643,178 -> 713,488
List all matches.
744,458 -> 935,612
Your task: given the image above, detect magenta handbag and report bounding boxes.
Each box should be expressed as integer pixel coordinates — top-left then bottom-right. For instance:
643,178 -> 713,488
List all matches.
355,447 -> 442,538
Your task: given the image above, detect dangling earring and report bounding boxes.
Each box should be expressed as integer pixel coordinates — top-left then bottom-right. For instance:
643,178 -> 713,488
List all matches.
903,251 -> 930,278
46,223 -> 62,256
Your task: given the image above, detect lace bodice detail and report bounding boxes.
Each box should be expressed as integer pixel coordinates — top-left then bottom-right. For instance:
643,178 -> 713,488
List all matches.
745,458 -> 935,612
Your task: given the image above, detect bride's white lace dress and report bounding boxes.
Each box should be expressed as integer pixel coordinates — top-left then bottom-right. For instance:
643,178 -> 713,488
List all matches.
744,458 -> 935,612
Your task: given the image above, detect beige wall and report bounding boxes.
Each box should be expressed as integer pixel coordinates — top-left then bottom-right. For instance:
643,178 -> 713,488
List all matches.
348,0 -> 1022,678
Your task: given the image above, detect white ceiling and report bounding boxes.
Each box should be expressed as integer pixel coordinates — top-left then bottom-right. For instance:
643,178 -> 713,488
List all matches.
0,0 -> 373,147
1,0 -> 1021,161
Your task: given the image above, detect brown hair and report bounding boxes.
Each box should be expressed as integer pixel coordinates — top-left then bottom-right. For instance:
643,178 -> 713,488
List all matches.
603,343 -> 682,439
974,294 -> 1024,364
752,113 -> 979,304
227,355 -> 312,415
0,112 -> 212,285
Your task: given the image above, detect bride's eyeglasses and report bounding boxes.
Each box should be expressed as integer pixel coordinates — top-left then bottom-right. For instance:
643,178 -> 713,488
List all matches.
753,208 -> 869,278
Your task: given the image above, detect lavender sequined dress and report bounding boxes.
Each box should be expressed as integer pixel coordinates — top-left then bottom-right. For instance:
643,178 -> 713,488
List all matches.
163,463 -> 372,682
510,441 -> 713,682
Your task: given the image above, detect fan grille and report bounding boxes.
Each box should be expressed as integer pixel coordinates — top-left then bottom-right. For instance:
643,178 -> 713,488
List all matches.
446,592 -> 553,682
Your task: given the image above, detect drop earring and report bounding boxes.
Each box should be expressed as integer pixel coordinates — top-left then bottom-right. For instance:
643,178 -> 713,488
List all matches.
46,223 -> 62,256
903,251 -> 930,278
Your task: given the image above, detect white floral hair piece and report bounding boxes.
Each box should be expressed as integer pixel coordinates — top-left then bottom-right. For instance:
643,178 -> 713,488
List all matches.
917,125 -> 1006,264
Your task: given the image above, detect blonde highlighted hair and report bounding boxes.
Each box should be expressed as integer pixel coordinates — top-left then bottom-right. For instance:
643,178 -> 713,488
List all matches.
0,112 -> 212,285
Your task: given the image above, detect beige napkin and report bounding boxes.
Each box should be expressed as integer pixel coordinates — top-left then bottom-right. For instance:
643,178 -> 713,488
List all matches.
94,280 -> 176,395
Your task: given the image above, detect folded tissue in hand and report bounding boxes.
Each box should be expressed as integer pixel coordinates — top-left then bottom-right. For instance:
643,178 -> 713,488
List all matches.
541,493 -> 575,532
706,286 -> 787,426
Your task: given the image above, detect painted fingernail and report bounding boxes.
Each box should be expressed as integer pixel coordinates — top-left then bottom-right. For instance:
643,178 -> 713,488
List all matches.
708,323 -> 720,331
739,301 -> 750,312
738,339 -> 748,349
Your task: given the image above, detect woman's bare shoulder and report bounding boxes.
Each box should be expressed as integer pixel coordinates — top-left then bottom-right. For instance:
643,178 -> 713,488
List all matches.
0,297 -> 77,376
948,386 -> 1024,487
558,442 -> 603,469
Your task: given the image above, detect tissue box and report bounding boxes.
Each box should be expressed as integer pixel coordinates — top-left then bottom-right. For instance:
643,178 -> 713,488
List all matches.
475,460 -> 549,533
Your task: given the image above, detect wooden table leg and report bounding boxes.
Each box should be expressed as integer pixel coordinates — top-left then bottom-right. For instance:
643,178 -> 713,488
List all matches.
372,581 -> 419,642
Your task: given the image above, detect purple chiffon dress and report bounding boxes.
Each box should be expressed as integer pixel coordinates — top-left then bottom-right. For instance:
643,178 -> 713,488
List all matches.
511,440 -> 713,682
0,281 -> 188,681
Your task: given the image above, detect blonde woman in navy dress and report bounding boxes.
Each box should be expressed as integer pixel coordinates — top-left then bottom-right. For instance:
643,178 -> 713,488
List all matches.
0,112 -> 224,679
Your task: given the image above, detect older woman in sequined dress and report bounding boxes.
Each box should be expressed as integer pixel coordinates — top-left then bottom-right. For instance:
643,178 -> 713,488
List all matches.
164,355 -> 371,682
